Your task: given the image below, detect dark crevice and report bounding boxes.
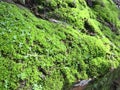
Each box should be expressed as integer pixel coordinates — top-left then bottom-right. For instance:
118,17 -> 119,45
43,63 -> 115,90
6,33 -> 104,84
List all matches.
38,66 -> 48,76
84,20 -> 96,36
85,0 -> 93,7
18,79 -> 27,89
68,2 -> 76,8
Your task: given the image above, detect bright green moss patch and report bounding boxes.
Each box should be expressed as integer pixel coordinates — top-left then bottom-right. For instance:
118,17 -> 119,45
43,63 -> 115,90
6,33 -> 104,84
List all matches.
0,0 -> 120,90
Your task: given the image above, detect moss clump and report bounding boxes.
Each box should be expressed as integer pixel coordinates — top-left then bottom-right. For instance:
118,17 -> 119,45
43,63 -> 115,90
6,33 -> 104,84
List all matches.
0,0 -> 120,90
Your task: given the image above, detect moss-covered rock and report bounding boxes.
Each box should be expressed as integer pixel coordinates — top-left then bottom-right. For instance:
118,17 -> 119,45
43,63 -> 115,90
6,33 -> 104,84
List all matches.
86,66 -> 120,90
0,0 -> 120,90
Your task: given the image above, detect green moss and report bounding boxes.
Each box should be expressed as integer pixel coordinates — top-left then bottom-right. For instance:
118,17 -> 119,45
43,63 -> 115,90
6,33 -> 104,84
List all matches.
0,0 -> 120,90
87,57 -> 111,77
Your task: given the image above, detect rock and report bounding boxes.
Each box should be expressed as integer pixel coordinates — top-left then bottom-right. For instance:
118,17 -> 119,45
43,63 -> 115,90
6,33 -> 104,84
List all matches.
113,0 -> 120,8
74,79 -> 92,87
49,18 -> 60,23
71,79 -> 92,90
86,0 -> 93,7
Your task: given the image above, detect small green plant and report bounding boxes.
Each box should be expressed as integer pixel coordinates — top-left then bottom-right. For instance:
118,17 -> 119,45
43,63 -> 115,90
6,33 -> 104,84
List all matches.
33,84 -> 42,90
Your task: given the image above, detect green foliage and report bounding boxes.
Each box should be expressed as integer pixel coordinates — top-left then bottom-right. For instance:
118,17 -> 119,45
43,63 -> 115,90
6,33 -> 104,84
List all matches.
0,0 -> 120,90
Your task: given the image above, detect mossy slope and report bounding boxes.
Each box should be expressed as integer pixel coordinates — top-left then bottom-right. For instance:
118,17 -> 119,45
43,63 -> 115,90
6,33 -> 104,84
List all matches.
0,0 -> 120,90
